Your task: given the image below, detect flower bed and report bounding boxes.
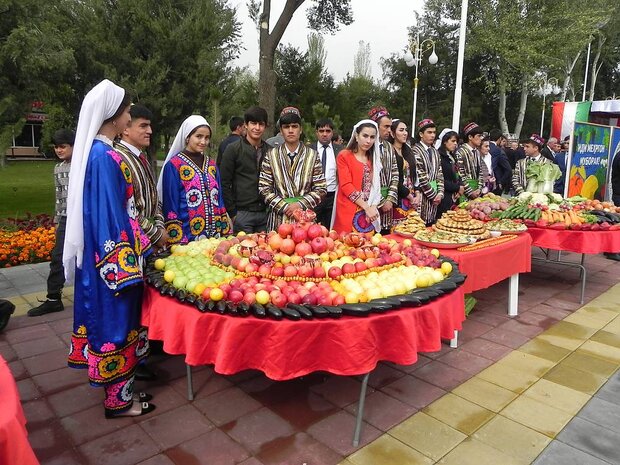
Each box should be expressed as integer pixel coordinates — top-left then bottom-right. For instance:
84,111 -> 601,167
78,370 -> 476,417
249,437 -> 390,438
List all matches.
0,214 -> 56,268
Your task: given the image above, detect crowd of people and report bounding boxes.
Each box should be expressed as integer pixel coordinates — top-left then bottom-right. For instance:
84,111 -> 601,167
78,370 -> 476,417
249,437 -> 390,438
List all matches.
26,78 -> 592,419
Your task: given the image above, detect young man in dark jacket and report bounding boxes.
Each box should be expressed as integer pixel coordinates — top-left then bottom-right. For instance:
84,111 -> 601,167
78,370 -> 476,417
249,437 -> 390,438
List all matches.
218,106 -> 271,233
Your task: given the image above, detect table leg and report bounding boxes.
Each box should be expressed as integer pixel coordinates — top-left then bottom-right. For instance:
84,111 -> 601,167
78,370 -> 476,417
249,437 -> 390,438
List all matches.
450,330 -> 458,348
186,364 -> 194,401
352,372 -> 370,447
508,273 -> 519,317
579,258 -> 587,305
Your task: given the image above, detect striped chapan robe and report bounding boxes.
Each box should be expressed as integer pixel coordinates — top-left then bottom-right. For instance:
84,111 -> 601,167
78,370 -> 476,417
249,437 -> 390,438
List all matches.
378,140 -> 400,230
258,144 -> 327,231
455,143 -> 488,198
512,155 -> 554,195
412,142 -> 444,225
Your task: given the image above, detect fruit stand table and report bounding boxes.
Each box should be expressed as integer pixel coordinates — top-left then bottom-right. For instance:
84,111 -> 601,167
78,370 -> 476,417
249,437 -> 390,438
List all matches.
527,227 -> 620,304
390,233 -> 532,317
0,356 -> 40,465
142,284 -> 465,445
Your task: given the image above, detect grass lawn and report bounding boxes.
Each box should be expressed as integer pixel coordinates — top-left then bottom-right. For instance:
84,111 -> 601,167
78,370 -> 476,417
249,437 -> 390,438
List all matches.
0,161 -> 56,220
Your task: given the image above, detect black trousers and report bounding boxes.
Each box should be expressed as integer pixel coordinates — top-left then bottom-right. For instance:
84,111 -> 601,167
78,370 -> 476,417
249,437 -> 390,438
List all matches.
47,216 -> 66,300
315,191 -> 335,228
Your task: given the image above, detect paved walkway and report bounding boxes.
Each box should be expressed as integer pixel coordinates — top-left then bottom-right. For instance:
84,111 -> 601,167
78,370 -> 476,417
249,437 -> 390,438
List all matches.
0,250 -> 619,465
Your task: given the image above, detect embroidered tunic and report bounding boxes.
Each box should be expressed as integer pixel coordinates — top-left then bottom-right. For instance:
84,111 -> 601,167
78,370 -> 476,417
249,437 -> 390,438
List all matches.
378,141 -> 400,229
258,144 -> 327,231
114,142 -> 164,244
162,152 -> 231,244
412,142 -> 444,225
512,156 -> 554,195
68,139 -> 151,396
455,143 -> 488,197
53,160 -> 71,223
333,149 -> 375,233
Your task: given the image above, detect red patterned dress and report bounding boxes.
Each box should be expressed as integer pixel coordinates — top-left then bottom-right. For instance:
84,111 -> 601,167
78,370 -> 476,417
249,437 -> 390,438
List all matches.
333,149 -> 375,233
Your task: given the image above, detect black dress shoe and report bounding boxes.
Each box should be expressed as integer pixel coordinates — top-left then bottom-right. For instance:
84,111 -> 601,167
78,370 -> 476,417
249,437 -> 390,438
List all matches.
0,300 -> 15,332
28,299 -> 64,317
105,401 -> 156,418
604,253 -> 620,262
135,365 -> 158,381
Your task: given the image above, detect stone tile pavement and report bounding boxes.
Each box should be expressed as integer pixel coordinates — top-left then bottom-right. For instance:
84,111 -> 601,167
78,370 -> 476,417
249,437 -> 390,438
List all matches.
1,250 -> 619,464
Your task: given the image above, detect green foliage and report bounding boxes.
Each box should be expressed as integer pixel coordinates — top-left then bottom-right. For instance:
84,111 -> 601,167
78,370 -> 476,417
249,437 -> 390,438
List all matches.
0,162 -> 55,219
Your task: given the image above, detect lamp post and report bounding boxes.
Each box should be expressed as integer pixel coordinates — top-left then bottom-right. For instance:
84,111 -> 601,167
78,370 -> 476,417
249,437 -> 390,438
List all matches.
404,33 -> 438,130
539,74 -> 559,136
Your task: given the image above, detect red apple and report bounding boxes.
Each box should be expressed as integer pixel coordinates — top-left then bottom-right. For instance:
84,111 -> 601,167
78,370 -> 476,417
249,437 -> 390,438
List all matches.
245,263 -> 258,273
268,234 -> 283,251
295,242 -> 313,257
325,237 -> 335,251
274,279 -> 288,289
258,264 -> 272,276
237,258 -> 250,271
328,266 -> 342,278
291,226 -> 308,244
313,266 -> 326,278
307,223 -> 324,240
354,262 -> 368,272
328,230 -> 340,240
333,294 -> 346,305
201,287 -> 213,300
229,289 -> 244,304
342,263 -> 356,274
271,266 -> 284,277
243,291 -> 256,305
278,222 -> 294,238
271,292 -> 288,307
284,265 -> 298,277
288,292 -> 302,304
302,294 -> 317,305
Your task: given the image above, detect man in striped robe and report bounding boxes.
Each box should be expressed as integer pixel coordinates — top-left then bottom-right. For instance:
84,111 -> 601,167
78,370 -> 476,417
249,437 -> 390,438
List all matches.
369,106 -> 399,233
512,134 -> 554,195
259,107 -> 326,231
456,122 -> 488,199
411,119 -> 444,225
113,104 -> 166,251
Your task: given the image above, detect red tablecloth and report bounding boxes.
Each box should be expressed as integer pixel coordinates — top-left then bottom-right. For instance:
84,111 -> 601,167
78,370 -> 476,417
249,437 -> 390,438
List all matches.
142,285 -> 465,380
0,357 -> 40,465
389,233 -> 532,294
527,227 -> 620,254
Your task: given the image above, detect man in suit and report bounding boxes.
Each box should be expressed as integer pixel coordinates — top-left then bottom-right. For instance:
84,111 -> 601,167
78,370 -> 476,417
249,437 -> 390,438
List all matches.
541,136 -> 560,161
489,129 -> 512,194
311,118 -> 342,227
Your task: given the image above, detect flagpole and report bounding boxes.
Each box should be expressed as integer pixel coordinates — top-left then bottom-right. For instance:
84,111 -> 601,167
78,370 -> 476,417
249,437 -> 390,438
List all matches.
452,0 -> 468,131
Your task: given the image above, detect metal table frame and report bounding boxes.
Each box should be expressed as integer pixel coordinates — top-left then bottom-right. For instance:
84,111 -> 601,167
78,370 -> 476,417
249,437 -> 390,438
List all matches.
531,248 -> 586,304
184,329 -> 461,447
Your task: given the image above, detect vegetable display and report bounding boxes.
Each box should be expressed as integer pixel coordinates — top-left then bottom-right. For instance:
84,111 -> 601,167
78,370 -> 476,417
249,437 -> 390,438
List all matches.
525,163 -> 562,193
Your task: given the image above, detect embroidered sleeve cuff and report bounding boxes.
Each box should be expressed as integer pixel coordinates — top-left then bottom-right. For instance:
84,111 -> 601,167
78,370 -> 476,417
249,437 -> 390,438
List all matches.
348,191 -> 362,203
96,242 -> 143,292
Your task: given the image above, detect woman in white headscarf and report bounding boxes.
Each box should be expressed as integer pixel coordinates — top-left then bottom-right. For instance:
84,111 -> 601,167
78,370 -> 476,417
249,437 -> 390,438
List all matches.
64,79 -> 156,418
332,119 -> 383,233
159,115 -> 231,244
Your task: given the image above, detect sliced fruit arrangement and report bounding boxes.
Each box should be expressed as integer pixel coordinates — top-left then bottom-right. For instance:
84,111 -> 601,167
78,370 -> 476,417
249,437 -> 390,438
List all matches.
145,216 -> 466,320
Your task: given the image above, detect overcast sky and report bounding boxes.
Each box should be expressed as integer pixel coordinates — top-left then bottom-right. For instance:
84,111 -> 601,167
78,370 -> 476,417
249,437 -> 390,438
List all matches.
230,0 -> 426,82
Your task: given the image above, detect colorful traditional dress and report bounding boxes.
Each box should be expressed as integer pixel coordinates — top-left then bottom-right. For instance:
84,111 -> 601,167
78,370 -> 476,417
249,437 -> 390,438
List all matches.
455,143 -> 488,198
162,152 -> 231,244
512,155 -> 554,195
378,141 -> 400,230
412,142 -> 444,225
392,149 -> 416,226
258,144 -> 327,231
333,150 -> 375,233
68,138 -> 152,415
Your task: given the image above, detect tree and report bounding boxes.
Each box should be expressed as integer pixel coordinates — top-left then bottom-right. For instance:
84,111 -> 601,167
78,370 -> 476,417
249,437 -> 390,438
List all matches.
353,41 -> 372,80
247,0 -> 352,125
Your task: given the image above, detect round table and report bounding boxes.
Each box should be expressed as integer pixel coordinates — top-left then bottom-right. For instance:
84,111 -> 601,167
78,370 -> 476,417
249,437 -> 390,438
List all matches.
0,356 -> 40,465
141,285 -> 465,380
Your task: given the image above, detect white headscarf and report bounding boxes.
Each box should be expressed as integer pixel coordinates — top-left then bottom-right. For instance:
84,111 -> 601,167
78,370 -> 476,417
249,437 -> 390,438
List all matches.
63,79 -> 126,282
156,115 -> 210,199
435,128 -> 457,150
347,119 -> 383,232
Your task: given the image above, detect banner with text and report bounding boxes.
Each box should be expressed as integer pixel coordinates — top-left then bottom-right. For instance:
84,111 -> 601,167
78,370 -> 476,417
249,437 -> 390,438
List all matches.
567,122 -> 611,200
609,128 -> 620,200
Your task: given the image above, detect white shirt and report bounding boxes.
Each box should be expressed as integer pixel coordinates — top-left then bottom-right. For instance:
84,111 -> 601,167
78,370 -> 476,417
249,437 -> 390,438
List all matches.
318,142 -> 337,192
119,140 -> 142,158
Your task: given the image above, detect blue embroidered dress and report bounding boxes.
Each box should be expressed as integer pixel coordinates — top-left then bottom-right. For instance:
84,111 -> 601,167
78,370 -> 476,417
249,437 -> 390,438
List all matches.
162,152 -> 231,243
68,139 -> 151,411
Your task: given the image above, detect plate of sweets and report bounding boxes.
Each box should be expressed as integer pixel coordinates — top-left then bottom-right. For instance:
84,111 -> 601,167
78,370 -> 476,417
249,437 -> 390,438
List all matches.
414,229 -> 475,249
393,212 -> 427,237
486,219 -> 528,235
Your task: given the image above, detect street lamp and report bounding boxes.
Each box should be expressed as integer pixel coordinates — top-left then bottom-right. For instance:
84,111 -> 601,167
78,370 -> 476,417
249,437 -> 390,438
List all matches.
539,74 -> 559,136
404,32 -> 438,130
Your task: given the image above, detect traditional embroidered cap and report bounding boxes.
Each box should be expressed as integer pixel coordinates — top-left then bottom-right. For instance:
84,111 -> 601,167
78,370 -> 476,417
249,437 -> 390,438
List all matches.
463,122 -> 483,137
417,118 -> 436,131
280,106 -> 301,118
368,106 -> 390,122
529,133 -> 545,147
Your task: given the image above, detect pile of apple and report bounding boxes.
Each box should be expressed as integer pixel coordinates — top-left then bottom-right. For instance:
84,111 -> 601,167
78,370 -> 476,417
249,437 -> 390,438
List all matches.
145,217 -> 463,319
